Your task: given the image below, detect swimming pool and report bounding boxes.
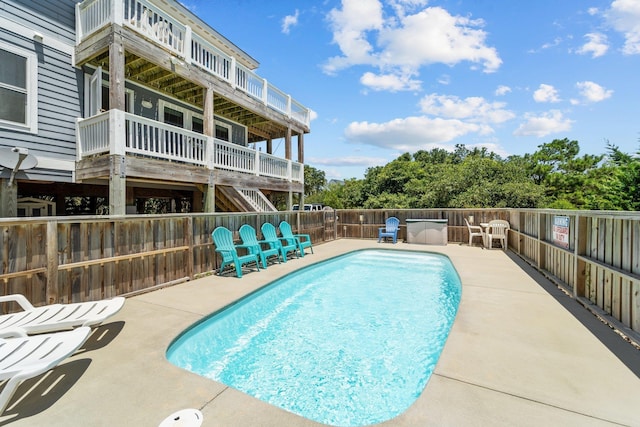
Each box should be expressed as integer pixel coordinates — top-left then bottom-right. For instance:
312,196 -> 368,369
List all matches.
167,249 -> 462,427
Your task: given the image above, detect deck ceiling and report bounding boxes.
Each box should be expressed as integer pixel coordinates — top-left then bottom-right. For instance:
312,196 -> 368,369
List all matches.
89,51 -> 288,143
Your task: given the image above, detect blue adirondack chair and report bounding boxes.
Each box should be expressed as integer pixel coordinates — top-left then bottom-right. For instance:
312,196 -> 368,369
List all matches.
378,217 -> 400,243
211,226 -> 260,278
239,224 -> 282,268
261,222 -> 298,261
279,221 -> 313,257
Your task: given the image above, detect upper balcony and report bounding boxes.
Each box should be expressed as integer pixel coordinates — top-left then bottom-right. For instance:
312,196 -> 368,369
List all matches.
76,0 -> 311,129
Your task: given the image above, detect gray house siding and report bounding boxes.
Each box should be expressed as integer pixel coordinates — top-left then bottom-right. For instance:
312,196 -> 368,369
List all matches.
0,0 -> 81,182
1,0 -> 78,45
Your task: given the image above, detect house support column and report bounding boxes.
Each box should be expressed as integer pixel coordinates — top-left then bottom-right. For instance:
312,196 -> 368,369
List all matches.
0,179 -> 17,218
285,128 -> 293,210
203,87 -> 215,213
204,174 -> 215,213
285,127 -> 291,160
109,30 -> 127,215
297,132 -> 304,163
109,155 -> 126,215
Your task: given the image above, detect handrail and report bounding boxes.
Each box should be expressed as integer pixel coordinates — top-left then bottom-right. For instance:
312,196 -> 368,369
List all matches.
76,0 -> 311,127
76,111 -> 304,182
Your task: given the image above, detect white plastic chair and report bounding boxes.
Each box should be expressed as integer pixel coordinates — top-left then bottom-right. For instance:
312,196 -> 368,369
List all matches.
486,220 -> 509,250
0,327 -> 91,414
465,218 -> 484,247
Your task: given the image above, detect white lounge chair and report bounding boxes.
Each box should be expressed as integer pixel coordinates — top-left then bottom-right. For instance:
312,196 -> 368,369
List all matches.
0,295 -> 125,335
0,326 -> 91,414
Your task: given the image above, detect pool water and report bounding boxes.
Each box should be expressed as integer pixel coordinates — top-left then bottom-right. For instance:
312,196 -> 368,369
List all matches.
167,249 -> 462,427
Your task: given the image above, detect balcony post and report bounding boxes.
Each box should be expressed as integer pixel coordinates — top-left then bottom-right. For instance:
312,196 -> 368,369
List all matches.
75,117 -> 83,161
230,57 -> 236,89
75,3 -> 82,44
287,94 -> 292,118
284,127 -> 292,160
184,25 -> 192,63
255,149 -> 260,176
108,109 -> 126,155
262,79 -> 268,106
112,0 -> 123,26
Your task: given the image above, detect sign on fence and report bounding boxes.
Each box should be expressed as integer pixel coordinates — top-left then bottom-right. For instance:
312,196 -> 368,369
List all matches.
553,215 -> 570,249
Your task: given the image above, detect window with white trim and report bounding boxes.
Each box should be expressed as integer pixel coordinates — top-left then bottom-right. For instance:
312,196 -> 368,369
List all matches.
0,43 -> 37,133
158,99 -> 242,143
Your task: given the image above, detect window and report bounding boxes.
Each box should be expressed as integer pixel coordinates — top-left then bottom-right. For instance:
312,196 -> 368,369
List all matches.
158,99 -> 243,144
0,43 -> 37,133
191,116 -> 203,134
215,123 -> 230,141
100,85 -> 134,113
163,106 -> 184,127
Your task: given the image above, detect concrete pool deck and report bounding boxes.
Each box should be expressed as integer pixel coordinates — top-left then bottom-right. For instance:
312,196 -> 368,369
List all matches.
2,240 -> 639,426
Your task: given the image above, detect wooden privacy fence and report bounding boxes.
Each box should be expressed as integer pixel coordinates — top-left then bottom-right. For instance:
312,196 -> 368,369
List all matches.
1,208 -> 638,341
0,212 -> 329,308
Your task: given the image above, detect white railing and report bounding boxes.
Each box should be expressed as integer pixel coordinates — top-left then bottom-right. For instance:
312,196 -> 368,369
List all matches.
291,162 -> 303,182
126,114 -> 207,165
237,189 -> 278,212
76,0 -> 311,128
76,111 -> 111,159
76,111 -> 303,183
258,151 -> 290,179
191,32 -> 233,81
235,63 -> 265,103
122,0 -> 186,55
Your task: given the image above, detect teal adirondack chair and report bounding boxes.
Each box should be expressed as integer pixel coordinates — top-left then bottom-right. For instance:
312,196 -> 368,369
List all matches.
279,221 -> 313,257
212,226 -> 260,278
261,222 -> 298,261
239,224 -> 282,268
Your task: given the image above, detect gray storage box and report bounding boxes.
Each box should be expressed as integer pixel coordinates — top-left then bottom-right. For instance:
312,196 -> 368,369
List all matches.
406,219 -> 448,245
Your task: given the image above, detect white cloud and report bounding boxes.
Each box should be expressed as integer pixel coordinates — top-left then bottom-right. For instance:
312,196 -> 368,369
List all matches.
308,109 -> 319,122
575,81 -> 613,103
360,71 -> 421,92
376,7 -> 501,72
533,84 -> 561,103
344,116 -> 489,151
324,1 -> 501,91
419,94 -> 515,124
577,33 -> 609,57
513,110 -> 573,137
324,0 -> 384,75
606,0 -> 640,54
495,85 -> 511,96
282,10 -> 300,34
437,74 -> 451,85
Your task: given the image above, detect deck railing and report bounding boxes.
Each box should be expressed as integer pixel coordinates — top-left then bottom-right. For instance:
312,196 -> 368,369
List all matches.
76,0 -> 311,127
76,110 -> 303,182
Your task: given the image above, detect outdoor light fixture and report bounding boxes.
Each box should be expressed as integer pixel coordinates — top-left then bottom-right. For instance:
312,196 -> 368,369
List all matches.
141,98 -> 153,109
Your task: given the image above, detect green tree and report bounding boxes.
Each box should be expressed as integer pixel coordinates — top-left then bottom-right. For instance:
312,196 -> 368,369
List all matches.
304,165 -> 326,196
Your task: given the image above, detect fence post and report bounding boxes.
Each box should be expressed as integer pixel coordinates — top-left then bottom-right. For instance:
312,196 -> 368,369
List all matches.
46,220 -> 59,304
575,214 -> 587,298
186,216 -> 193,279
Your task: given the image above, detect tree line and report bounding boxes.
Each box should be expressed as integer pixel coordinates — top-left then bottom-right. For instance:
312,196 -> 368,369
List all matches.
303,138 -> 640,210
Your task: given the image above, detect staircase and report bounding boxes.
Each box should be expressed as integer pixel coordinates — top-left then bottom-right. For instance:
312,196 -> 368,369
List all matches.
215,186 -> 278,212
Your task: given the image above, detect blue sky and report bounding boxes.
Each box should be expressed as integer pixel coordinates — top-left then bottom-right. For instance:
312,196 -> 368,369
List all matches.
182,0 -> 640,181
